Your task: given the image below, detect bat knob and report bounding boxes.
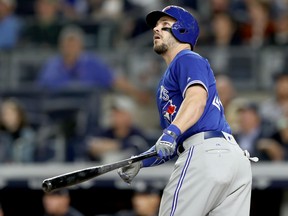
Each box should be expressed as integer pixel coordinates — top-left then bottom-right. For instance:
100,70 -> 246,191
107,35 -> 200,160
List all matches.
42,180 -> 53,193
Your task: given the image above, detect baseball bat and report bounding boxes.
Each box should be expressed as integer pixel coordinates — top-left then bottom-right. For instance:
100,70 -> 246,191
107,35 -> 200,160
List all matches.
42,150 -> 157,193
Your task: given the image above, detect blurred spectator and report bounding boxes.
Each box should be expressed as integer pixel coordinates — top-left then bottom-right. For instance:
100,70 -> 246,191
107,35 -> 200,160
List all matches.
215,74 -> 240,132
259,71 -> 288,125
0,98 -> 37,163
34,122 -> 67,162
257,116 -> 288,161
205,12 -> 242,75
21,0 -> 63,48
42,189 -> 84,216
272,0 -> 288,16
270,11 -> 288,46
210,0 -> 231,14
84,95 -> 150,163
215,74 -> 236,111
257,96 -> 288,161
127,0 -> 163,14
197,0 -> 233,21
0,0 -> 22,49
86,0 -> 104,20
114,183 -> 161,216
36,24 -> 151,104
87,0 -> 150,48
209,12 -> 242,46
88,0 -> 138,21
239,0 -> 275,47
234,101 -> 276,160
88,0 -> 125,21
115,15 -> 150,48
60,0 -> 89,21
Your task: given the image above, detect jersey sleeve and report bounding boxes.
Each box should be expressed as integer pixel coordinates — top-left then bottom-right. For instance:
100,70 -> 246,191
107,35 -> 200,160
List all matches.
173,55 -> 210,98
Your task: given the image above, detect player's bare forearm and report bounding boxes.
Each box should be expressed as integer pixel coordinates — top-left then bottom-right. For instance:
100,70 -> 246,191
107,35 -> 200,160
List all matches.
172,85 -> 207,133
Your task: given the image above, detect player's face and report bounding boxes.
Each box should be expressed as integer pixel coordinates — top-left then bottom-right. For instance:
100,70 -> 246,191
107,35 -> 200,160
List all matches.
153,16 -> 177,55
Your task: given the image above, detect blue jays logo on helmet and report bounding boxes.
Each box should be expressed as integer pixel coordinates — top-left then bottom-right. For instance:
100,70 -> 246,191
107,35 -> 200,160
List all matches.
146,5 -> 200,48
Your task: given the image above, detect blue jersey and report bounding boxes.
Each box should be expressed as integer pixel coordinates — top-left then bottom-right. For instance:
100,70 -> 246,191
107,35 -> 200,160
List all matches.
156,49 -> 231,144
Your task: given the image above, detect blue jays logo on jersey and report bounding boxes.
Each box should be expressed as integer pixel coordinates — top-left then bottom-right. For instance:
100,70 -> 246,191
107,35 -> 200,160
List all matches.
212,96 -> 223,111
159,85 -> 169,101
163,100 -> 177,123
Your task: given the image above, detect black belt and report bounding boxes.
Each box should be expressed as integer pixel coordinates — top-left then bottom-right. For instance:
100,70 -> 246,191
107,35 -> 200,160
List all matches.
177,131 -> 227,154
203,131 -> 226,140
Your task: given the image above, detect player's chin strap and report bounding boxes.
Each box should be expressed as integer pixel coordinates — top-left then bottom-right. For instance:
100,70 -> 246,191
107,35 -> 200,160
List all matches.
243,150 -> 259,162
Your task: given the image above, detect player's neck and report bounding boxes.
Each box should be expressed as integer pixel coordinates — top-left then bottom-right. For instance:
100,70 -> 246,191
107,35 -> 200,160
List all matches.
162,44 -> 190,65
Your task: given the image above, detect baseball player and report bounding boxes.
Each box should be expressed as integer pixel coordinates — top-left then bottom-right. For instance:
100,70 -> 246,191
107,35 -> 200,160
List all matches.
118,5 -> 258,216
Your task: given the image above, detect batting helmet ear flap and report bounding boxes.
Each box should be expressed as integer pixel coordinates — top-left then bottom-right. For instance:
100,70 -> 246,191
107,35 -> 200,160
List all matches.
170,10 -> 199,48
172,22 -> 189,34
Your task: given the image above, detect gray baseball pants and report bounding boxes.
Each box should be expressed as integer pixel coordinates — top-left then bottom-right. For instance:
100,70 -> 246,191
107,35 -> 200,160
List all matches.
158,131 -> 252,216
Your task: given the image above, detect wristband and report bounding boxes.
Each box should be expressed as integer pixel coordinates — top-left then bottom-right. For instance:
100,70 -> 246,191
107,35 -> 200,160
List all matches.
164,124 -> 181,139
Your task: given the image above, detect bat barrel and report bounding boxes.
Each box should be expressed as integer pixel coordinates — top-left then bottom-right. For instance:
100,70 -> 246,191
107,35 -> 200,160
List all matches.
42,179 -> 53,193
42,169 -> 96,193
42,177 -> 69,193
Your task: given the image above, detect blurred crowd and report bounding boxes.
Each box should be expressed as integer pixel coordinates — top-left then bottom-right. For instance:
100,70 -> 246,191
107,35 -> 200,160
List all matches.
0,182 -> 162,216
0,0 -> 287,164
216,71 -> 288,163
0,0 -> 287,50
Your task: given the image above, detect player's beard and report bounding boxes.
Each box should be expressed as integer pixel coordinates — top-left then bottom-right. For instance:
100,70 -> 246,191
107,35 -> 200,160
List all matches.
153,36 -> 176,55
154,43 -> 168,55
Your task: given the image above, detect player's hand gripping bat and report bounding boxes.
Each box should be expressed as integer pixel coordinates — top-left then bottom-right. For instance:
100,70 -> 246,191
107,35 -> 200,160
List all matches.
42,151 -> 157,193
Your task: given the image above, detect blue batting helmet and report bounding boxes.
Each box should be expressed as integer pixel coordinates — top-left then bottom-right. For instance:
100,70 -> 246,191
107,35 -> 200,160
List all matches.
146,5 -> 200,48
